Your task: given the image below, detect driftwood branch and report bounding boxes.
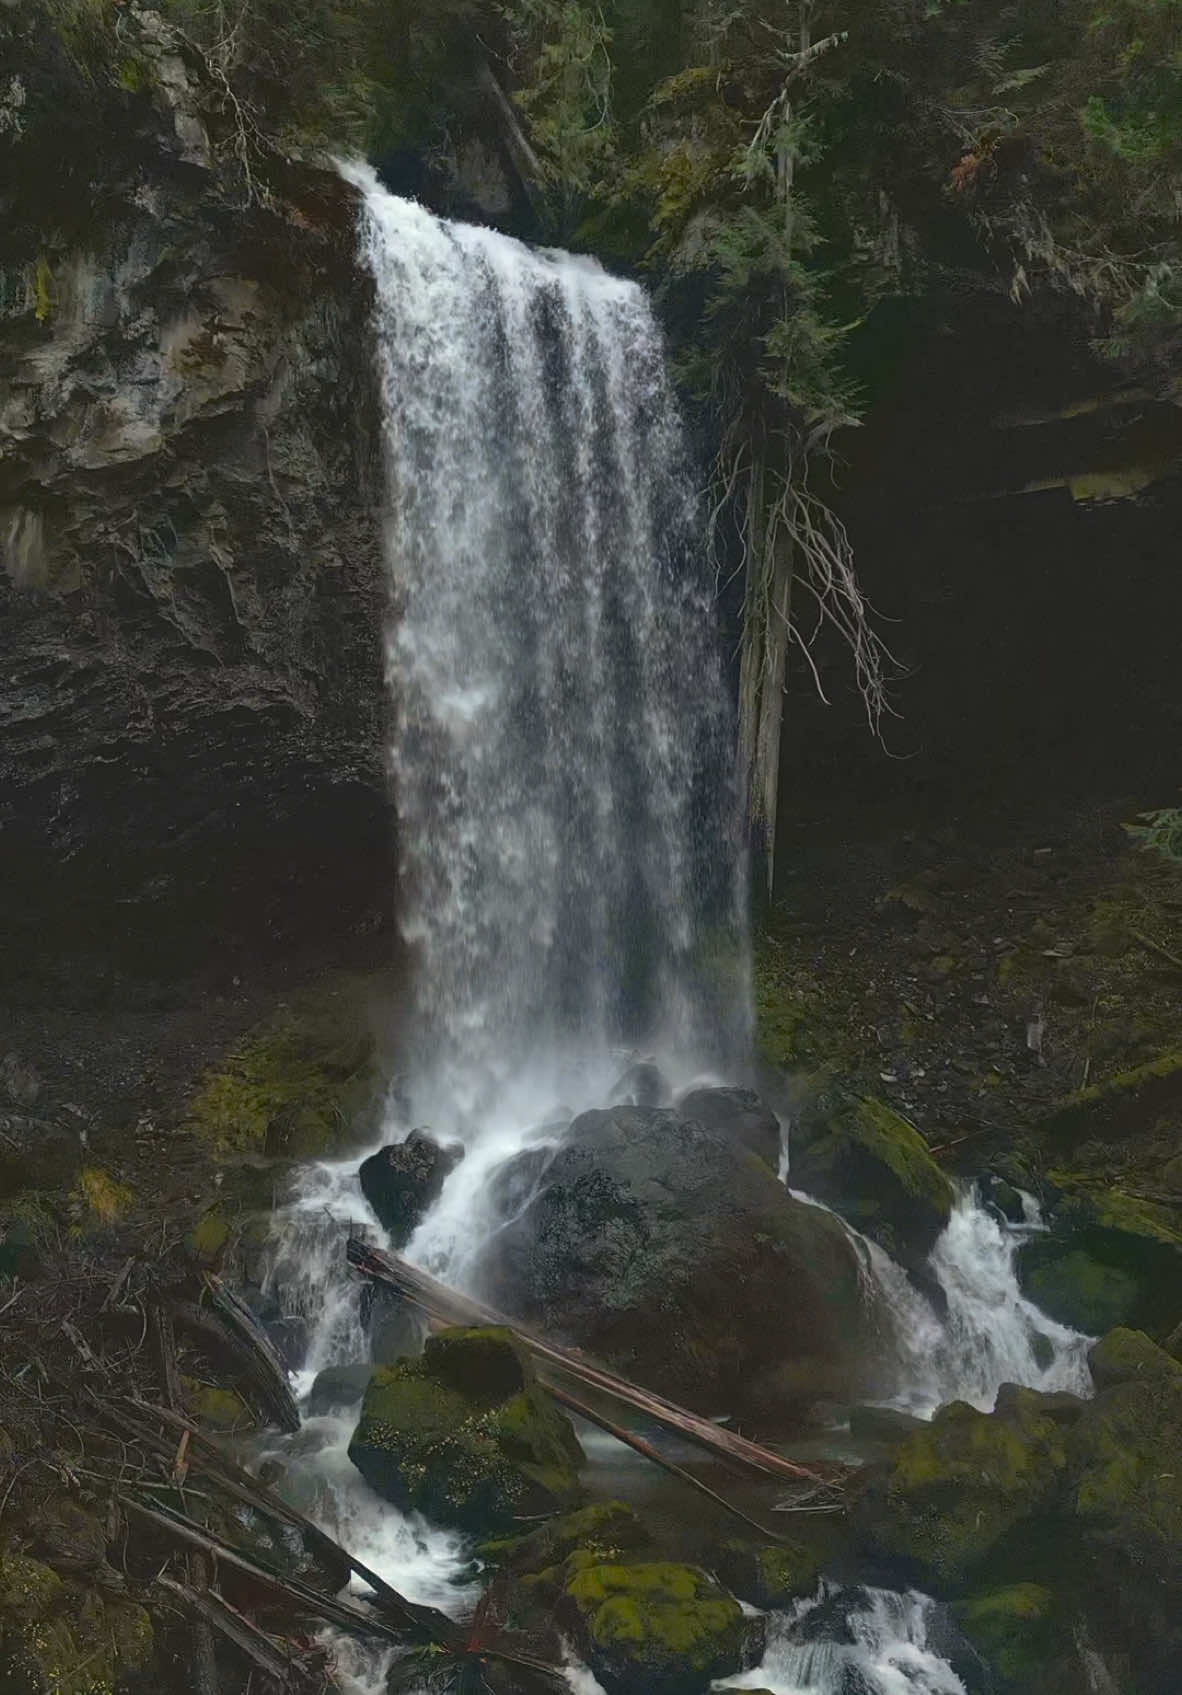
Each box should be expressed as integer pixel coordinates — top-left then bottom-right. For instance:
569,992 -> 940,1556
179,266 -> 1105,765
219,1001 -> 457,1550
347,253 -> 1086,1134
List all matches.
169,1278 -> 299,1433
157,1575 -> 324,1688
547,1381 -> 805,1540
347,1239 -> 843,1493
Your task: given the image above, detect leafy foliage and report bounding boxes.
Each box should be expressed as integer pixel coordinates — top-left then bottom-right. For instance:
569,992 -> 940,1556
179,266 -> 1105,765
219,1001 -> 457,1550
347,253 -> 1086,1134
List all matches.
1125,809 -> 1182,862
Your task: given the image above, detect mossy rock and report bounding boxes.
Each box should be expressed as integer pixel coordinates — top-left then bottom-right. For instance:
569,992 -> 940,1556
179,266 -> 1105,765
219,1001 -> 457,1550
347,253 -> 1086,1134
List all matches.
561,1561 -> 756,1695
1087,1326 -> 1182,1390
954,1583 -> 1064,1689
856,1396 -> 1069,1588
181,1375 -> 255,1433
1018,1178 -> 1181,1335
0,1557 -> 141,1694
712,1537 -> 820,1608
1019,1246 -> 1139,1334
0,1555 -> 62,1620
183,976 -> 384,1156
348,1327 -> 584,1536
1068,1348 -> 1182,1678
489,1500 -> 652,1578
790,1091 -> 953,1268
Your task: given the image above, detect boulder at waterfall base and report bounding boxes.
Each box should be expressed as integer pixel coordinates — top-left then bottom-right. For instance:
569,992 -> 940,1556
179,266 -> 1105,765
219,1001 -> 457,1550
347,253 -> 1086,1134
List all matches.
560,1562 -> 759,1695
1016,1179 -> 1182,1337
675,1086 -> 781,1168
359,1131 -> 464,1247
477,1102 -> 874,1413
855,1393 -> 1069,1586
788,1090 -> 953,1270
348,1326 -> 584,1534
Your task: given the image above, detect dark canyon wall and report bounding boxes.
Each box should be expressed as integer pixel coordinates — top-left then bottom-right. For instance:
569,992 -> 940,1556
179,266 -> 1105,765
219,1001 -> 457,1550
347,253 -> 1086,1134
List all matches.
0,7 -> 390,977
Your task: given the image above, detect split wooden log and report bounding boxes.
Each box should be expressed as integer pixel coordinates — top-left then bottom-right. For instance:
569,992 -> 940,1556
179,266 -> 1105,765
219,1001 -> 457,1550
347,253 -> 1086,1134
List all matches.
169,1277 -> 300,1433
157,1575 -> 325,1689
347,1238 -> 844,1494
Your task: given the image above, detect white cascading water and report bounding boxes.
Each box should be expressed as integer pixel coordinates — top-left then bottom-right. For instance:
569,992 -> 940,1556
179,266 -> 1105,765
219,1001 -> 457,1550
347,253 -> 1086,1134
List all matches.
256,165 -> 748,1690
252,170 -> 1089,1694
871,1186 -> 1091,1416
348,161 -> 746,1136
718,1584 -> 973,1695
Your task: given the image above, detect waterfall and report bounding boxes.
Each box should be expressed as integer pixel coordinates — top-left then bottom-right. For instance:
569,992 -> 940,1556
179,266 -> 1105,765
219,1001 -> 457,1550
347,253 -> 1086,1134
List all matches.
345,162 -> 746,1135
250,174 -> 1091,1695
871,1187 -> 1092,1415
718,1583 -> 975,1695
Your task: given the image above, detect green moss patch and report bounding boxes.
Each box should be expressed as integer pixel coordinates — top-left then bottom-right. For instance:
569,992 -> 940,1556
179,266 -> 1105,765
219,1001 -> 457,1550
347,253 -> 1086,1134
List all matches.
563,1561 -> 752,1695
348,1327 -> 583,1536
954,1583 -> 1064,1686
790,1090 -> 953,1266
183,976 -> 383,1156
858,1396 -> 1069,1587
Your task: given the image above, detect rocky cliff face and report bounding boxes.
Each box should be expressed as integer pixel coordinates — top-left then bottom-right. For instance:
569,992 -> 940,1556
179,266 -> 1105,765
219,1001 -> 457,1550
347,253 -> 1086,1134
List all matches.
1,6 -> 390,973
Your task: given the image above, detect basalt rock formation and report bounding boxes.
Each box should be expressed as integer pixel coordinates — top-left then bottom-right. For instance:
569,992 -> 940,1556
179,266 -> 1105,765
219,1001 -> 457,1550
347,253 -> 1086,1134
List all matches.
1,5 -> 389,976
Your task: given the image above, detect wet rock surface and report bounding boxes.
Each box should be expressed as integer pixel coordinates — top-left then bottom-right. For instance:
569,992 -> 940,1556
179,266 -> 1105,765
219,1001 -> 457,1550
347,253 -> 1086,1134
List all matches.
359,1131 -> 464,1247
789,1090 -> 954,1271
478,1100 -> 877,1413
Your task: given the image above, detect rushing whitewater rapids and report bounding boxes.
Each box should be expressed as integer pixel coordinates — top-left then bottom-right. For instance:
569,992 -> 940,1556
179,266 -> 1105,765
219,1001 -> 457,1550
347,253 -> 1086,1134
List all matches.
252,172 -> 1092,1695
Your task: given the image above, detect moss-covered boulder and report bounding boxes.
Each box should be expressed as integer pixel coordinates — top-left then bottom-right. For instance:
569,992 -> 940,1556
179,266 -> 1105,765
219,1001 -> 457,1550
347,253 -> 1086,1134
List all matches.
1067,1340 -> 1182,1685
561,1561 -> 757,1695
0,1553 -> 153,1693
856,1395 -> 1069,1587
490,1500 -> 652,1577
953,1583 -> 1065,1690
1017,1179 -> 1181,1336
789,1092 -> 953,1270
711,1538 -> 820,1608
1087,1326 -> 1182,1389
1018,1246 -> 1138,1334
348,1327 -> 583,1535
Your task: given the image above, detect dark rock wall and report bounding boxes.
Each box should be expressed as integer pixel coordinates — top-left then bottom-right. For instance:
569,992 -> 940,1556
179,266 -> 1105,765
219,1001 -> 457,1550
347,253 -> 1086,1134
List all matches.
0,10 -> 391,974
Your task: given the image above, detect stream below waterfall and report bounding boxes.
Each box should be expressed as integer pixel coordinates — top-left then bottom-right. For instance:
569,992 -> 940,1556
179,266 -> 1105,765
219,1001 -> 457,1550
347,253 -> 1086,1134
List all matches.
246,169 -> 1093,1695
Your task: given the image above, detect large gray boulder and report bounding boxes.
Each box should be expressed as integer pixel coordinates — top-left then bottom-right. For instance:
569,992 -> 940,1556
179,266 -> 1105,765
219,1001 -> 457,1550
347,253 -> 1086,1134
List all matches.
477,1104 -> 876,1414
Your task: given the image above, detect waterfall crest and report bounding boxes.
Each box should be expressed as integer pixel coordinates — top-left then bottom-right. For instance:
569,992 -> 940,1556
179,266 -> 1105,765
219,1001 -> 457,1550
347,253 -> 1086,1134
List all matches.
346,163 -> 746,1129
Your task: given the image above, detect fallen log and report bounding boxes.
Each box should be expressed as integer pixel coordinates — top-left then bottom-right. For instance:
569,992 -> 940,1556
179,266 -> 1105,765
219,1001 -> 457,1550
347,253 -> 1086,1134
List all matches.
168,1276 -> 300,1433
119,1493 -> 408,1645
157,1575 -> 325,1689
123,1396 -> 454,1641
347,1238 -> 842,1493
546,1380 -> 799,1541
125,1494 -> 572,1688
